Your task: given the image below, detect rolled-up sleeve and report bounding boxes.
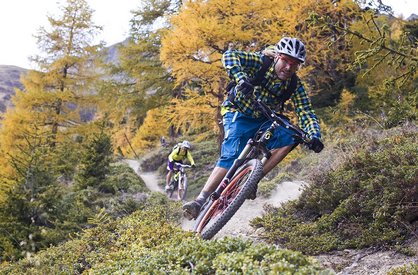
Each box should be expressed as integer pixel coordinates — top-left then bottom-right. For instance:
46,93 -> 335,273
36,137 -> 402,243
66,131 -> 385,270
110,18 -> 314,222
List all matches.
292,83 -> 321,139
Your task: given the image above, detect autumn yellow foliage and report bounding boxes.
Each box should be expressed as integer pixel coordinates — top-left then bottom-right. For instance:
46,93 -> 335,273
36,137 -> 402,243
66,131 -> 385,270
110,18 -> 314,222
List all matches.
161,0 -> 359,91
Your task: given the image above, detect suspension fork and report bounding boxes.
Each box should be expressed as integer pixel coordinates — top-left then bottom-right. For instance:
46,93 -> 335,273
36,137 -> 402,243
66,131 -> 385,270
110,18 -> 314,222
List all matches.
260,146 -> 272,165
179,172 -> 186,188
258,123 -> 277,165
210,139 -> 256,200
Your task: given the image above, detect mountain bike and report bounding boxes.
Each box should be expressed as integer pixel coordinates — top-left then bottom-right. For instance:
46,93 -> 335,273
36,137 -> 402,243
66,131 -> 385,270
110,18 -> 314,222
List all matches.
193,99 -> 311,240
166,162 -> 191,201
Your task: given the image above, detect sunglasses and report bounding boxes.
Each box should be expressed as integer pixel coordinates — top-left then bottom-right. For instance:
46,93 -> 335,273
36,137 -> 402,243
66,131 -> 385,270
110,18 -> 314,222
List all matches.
278,54 -> 301,69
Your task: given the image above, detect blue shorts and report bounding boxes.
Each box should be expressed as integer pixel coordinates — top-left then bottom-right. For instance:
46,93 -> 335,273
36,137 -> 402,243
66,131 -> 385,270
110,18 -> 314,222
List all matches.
216,111 -> 297,169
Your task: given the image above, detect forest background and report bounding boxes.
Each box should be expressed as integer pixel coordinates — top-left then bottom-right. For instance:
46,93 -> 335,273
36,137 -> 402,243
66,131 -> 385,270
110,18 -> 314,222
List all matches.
0,0 -> 416,272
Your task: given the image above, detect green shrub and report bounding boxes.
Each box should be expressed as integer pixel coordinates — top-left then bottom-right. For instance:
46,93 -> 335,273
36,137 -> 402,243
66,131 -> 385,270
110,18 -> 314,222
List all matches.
0,193 -> 328,274
93,238 -> 328,274
0,160 -> 149,263
387,263 -> 418,275
252,124 -> 418,254
100,163 -> 147,194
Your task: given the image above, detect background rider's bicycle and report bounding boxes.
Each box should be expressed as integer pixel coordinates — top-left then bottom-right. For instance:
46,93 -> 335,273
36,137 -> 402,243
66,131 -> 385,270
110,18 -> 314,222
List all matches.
166,162 -> 191,201
193,99 -> 311,240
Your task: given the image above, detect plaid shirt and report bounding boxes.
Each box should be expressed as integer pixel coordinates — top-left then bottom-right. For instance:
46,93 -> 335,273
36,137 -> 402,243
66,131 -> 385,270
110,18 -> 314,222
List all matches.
221,49 -> 321,139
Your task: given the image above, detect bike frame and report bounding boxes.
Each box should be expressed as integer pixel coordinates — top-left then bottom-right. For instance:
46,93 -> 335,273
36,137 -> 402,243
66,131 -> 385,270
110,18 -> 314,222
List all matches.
173,163 -> 191,184
210,99 -> 310,201
170,162 -> 191,200
174,166 -> 186,189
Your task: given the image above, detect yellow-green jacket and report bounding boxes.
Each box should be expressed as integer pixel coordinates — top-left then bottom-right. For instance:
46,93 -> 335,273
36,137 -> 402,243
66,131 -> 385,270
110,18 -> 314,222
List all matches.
168,145 -> 195,165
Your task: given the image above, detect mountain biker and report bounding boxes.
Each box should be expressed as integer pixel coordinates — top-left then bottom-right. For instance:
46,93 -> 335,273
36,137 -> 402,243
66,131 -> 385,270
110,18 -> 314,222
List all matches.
183,37 -> 324,220
165,140 -> 196,191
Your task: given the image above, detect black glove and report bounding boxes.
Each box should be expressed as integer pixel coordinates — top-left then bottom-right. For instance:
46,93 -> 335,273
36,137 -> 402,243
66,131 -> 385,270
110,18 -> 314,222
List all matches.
191,164 -> 196,168
236,78 -> 254,98
307,138 -> 324,153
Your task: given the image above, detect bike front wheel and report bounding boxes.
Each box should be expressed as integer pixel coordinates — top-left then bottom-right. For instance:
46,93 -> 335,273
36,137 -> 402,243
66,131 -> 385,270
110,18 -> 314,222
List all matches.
194,159 -> 263,240
166,181 -> 176,199
177,176 -> 188,201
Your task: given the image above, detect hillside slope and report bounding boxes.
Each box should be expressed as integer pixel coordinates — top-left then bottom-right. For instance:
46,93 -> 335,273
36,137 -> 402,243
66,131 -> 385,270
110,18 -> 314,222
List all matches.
129,157 -> 418,274
1,124 -> 416,273
0,65 -> 26,112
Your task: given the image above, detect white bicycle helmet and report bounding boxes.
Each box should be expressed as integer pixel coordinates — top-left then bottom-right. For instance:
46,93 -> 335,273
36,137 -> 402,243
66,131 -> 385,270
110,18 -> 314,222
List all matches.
276,37 -> 306,63
181,140 -> 191,149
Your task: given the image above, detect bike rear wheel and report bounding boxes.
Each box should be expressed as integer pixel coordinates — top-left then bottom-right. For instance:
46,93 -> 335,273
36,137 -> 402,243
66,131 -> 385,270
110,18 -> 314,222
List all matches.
194,159 -> 263,240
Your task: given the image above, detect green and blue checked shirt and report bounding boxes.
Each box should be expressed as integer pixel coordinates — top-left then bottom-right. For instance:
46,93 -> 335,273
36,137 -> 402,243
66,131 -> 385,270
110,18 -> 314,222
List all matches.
221,49 -> 321,139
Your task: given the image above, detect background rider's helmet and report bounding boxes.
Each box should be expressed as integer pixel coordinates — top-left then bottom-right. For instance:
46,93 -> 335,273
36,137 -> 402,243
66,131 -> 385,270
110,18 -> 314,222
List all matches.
181,140 -> 191,149
276,37 -> 306,63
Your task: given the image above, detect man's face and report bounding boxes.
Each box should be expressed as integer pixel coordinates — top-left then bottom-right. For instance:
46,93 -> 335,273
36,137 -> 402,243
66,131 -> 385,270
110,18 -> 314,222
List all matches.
274,54 -> 302,80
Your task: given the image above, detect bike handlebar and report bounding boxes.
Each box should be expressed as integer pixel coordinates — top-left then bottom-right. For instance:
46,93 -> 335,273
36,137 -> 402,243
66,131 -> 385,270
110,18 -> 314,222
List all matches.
173,162 -> 192,168
255,99 -> 311,144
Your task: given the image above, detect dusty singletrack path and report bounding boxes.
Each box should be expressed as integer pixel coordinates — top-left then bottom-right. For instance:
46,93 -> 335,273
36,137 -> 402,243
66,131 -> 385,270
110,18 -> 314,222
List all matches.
124,159 -> 163,193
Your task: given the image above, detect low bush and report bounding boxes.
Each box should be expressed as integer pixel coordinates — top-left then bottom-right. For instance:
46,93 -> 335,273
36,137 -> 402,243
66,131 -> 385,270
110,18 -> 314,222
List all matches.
387,263 -> 418,275
100,162 -> 148,194
0,193 -> 328,274
93,238 -> 328,274
0,162 -> 148,262
252,124 -> 418,254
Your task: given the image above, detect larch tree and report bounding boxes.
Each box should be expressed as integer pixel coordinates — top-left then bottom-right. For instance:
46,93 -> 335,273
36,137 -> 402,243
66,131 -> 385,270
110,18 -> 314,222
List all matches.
29,0 -> 103,144
0,0 -> 103,205
311,4 -> 417,127
160,0 -> 286,142
130,90 -> 217,151
97,0 -> 182,155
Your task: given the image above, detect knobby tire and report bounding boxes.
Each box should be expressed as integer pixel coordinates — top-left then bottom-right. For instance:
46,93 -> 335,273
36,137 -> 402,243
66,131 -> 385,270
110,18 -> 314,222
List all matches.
167,188 -> 175,198
167,181 -> 176,199
194,159 -> 263,240
178,176 -> 188,201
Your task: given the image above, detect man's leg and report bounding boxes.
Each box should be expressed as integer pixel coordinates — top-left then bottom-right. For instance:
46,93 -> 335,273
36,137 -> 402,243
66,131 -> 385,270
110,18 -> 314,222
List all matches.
196,166 -> 228,202
165,170 -> 173,188
183,111 -> 256,220
183,145 -> 292,218
165,160 -> 175,189
182,166 -> 227,220
262,145 -> 294,176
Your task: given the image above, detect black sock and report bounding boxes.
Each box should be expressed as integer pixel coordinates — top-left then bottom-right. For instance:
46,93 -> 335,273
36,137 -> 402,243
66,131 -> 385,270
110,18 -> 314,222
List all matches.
196,191 -> 210,205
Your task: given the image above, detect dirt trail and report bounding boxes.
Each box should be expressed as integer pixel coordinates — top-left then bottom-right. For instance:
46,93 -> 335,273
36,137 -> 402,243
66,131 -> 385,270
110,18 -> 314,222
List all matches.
123,159 -> 163,193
